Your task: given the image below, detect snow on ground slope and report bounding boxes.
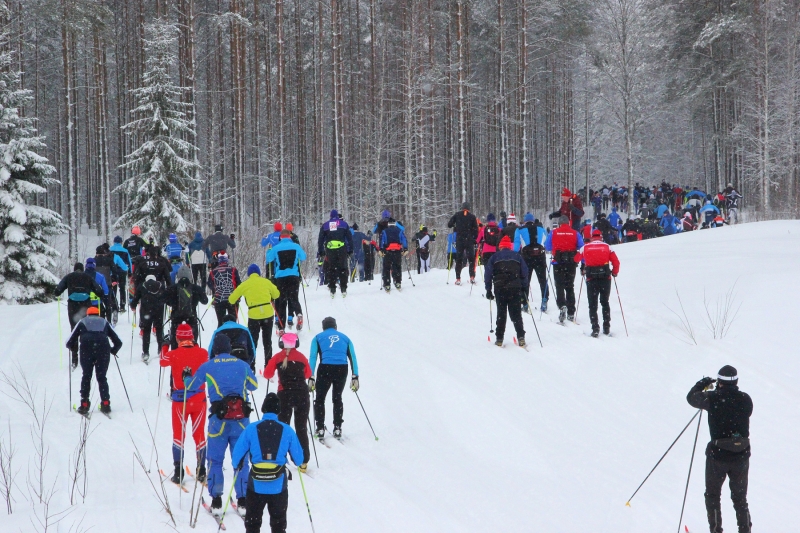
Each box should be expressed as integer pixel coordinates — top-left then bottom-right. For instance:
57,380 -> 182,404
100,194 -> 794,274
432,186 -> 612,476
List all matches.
0,220 -> 797,532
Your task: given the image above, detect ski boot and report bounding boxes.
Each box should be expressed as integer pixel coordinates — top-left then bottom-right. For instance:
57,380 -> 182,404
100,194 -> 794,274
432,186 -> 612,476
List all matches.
287,316 -> 294,329
171,461 -> 184,484
470,276 -> 476,284
591,327 -> 600,338
603,323 -> 611,336
541,298 -> 548,313
296,314 -> 304,331
341,291 -> 347,298
559,306 -> 567,323
330,288 -> 336,298
568,314 -> 576,323
99,400 -> 111,414
454,279 -> 462,286
315,428 -> 325,440
210,496 -> 223,516
495,338 -> 503,347
141,352 -> 150,364
333,426 -> 342,439
197,464 -> 207,484
236,497 -> 247,516
394,282 -> 401,291
76,399 -> 91,415
518,337 -> 526,347
383,285 -> 391,293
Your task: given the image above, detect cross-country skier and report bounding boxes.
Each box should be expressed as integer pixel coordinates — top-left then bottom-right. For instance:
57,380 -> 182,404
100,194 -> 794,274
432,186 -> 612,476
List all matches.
208,252 -> 241,327
544,215 -> 584,323
260,222 -> 283,278
66,302 -> 123,415
266,230 -> 306,331
726,188 -> 743,224
187,231 -> 209,287
164,265 -> 208,348
123,226 -> 148,262
263,332 -> 311,471
687,366 -> 753,533
308,317 -> 359,440
194,335 -> 258,515
318,209 -> 353,297
160,323 -> 209,484
207,314 -> 257,372
362,231 -> 377,281
130,275 -> 166,363
514,213 -> 548,312
379,218 -> 408,292
55,263 -> 104,368
351,224 -> 368,281
414,226 -> 436,274
133,245 -> 173,289
477,213 -> 502,266
228,264 -> 281,369
231,393 -> 304,528
94,244 -> 127,325
548,188 -> 585,231
164,233 -> 186,284
501,213 -> 518,241
202,224 -> 236,267
447,202 -> 479,285
576,230 -> 620,337
109,236 -> 133,309
83,257 -> 110,320
485,236 -> 527,347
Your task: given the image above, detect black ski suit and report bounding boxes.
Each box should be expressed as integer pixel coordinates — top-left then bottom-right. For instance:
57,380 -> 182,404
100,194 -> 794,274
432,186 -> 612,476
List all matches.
55,269 -> 105,364
130,278 -> 166,355
485,248 -> 528,341
447,209 -> 479,280
163,277 -> 209,348
65,314 -> 123,403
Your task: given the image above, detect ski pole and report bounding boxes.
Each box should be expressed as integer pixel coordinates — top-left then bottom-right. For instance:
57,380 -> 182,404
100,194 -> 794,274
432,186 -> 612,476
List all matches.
541,261 -> 553,320
306,403 -> 319,468
625,409 -> 701,506
58,297 -> 64,369
129,318 -> 135,365
575,272 -> 585,323
354,390 -> 378,441
405,256 -> 415,287
112,353 -> 134,412
298,469 -> 316,533
199,301 -> 213,322
300,274 -> 310,331
676,410 -> 703,533
178,386 -> 189,507
613,276 -> 629,337
489,298 -> 494,334
216,467 -> 241,532
526,287 -> 544,348
446,250 -> 452,284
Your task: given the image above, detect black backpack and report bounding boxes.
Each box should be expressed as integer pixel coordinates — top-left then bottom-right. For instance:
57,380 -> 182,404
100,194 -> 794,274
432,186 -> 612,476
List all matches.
176,282 -> 195,317
484,225 -> 501,247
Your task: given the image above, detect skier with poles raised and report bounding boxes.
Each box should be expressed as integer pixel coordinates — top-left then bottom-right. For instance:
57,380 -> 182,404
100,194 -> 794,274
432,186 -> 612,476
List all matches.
228,264 -> 281,369
687,366 -> 753,533
130,274 -> 166,363
194,335 -> 259,516
266,230 -> 306,331
575,229 -> 620,337
379,218 -> 408,292
308,317 -> 359,441
65,301 -> 123,415
160,323 -> 209,484
263,332 -> 311,472
55,262 -> 104,368
544,215 -> 584,323
163,265 -> 208,349
231,392 -> 305,530
447,202 -> 479,285
484,236 -> 527,347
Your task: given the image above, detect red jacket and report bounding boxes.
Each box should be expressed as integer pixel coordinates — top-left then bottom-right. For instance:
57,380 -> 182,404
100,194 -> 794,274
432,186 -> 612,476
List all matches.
575,239 -> 620,277
581,224 -> 593,241
559,196 -> 584,230
549,223 -> 582,257
264,348 -> 312,392
160,343 -> 209,401
477,222 -> 501,253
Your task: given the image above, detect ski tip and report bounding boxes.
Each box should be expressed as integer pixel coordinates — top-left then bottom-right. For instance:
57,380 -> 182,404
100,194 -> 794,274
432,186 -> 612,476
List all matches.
513,337 -> 518,345
487,335 -> 490,342
685,526 -> 689,533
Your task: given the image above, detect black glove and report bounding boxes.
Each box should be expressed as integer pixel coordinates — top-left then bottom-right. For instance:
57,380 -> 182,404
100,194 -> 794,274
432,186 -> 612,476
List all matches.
696,377 -> 715,390
486,290 -> 494,300
230,233 -> 236,240
182,366 -> 193,380
580,264 -> 585,276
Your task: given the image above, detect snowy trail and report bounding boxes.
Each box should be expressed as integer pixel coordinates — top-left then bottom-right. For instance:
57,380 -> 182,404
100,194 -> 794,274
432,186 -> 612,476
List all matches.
0,220 -> 798,532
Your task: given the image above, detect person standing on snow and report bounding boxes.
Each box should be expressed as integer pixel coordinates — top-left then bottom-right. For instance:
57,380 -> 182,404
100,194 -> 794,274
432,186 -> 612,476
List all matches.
207,314 -> 258,372
202,224 -> 236,267
687,367 -> 753,533
576,230 -> 620,337
477,213 -> 502,267
194,335 -> 259,516
351,224 -> 368,281
266,230 -> 306,331
55,262 -> 104,368
66,303 -> 123,415
231,393 -> 304,529
726,188 -> 743,225
228,264 -> 281,369
133,245 -> 173,290
83,257 -> 111,320
545,215 -> 584,324
379,218 -> 408,292
317,209 -> 353,297
123,225 -> 148,264
187,231 -> 209,287
130,274 -> 166,363
109,236 -> 133,309
160,323 -> 209,484
308,317 -> 359,440
263,332 -> 312,471
514,213 -> 548,313
549,188 -> 585,231
260,222 -> 284,278
207,252 -> 241,327
413,226 -> 436,274
164,265 -> 208,348
164,233 -> 186,284
485,236 -> 528,347
447,202 -> 479,285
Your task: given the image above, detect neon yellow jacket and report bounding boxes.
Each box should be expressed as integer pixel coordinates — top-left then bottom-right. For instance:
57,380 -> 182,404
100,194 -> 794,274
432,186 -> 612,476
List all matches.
228,273 -> 280,320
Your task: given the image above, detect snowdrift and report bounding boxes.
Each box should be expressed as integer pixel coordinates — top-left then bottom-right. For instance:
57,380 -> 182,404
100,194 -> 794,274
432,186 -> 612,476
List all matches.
0,220 -> 797,532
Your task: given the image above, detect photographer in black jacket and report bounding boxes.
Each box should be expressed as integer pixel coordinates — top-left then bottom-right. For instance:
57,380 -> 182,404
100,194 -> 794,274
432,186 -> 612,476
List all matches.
687,365 -> 753,533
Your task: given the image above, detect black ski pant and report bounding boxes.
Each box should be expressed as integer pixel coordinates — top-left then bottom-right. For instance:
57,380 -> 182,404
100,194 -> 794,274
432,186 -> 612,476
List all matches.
314,364 -> 348,430
139,307 -> 164,355
553,263 -> 577,315
191,263 -> 207,288
80,350 -> 110,402
113,277 -> 127,311
244,487 -> 288,533
705,456 -> 751,533
214,300 -> 237,327
278,389 -> 311,464
323,247 -> 349,293
363,249 -> 375,281
495,289 -> 525,341
381,251 -> 403,287
455,241 -> 476,280
248,317 -> 274,368
524,257 -> 548,303
274,277 -> 302,326
67,300 -> 90,363
586,277 -> 611,331
169,317 -> 199,349
481,251 -> 495,268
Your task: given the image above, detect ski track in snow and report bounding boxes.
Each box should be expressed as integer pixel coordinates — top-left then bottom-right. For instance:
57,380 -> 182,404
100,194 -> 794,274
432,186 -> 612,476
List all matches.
0,220 -> 798,532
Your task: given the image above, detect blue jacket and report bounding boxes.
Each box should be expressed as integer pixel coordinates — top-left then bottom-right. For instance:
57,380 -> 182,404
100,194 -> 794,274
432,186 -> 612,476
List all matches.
309,328 -> 359,376
65,314 -> 123,359
513,224 -> 546,252
261,231 -> 282,249
266,239 -> 307,278
700,204 -> 720,216
446,232 -> 458,254
109,243 -> 132,271
187,232 -> 209,264
195,354 -> 258,404
208,323 -> 257,366
165,242 -> 184,261
231,413 -> 305,494
318,218 -> 353,255
351,231 -> 368,261
485,249 -> 529,292
656,204 -> 670,219
660,214 -> 679,236
380,224 -> 408,251
608,208 -> 622,229
85,268 -> 109,296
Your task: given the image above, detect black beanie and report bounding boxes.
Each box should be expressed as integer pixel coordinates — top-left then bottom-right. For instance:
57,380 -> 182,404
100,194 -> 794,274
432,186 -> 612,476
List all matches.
212,335 -> 232,357
717,365 -> 738,385
322,317 -> 337,330
262,392 -> 281,414
73,262 -> 84,272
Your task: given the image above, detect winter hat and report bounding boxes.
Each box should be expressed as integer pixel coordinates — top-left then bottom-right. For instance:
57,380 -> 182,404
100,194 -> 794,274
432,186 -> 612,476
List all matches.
286,223 -> 294,232
717,365 -> 738,385
591,229 -> 603,239
176,264 -> 193,282
279,332 -> 299,349
212,335 -> 232,357
222,314 -> 237,324
507,214 -> 517,225
73,262 -> 84,272
274,222 -> 283,232
523,213 -> 534,222
194,231 -> 203,240
486,213 -> 496,222
280,230 -> 292,239
559,215 -> 570,225
169,233 -> 177,243
562,187 -> 572,198
85,257 -> 96,269
322,316 -> 337,330
352,223 -> 359,231
261,392 -> 281,415
461,202 -> 471,211
381,210 -> 391,219
113,236 -> 123,244
330,209 -> 339,219
499,211 -> 507,218
132,225 -> 142,235
499,236 -> 513,249
214,224 -> 223,232
217,252 -> 229,264
176,323 -> 194,341
247,264 -> 261,277
86,306 -> 100,316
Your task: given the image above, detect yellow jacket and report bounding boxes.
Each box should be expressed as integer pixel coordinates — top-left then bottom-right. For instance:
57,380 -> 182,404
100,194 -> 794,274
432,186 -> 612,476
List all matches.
228,273 -> 280,320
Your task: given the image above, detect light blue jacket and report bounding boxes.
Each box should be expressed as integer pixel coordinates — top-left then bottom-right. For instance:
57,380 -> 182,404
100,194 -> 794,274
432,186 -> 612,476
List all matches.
266,239 -> 307,278
309,328 -> 359,376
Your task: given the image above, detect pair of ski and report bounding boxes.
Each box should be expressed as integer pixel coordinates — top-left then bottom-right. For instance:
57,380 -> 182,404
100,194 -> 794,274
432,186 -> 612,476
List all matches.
493,338 -> 529,352
159,465 -> 202,493
316,429 -> 345,449
73,405 -> 112,419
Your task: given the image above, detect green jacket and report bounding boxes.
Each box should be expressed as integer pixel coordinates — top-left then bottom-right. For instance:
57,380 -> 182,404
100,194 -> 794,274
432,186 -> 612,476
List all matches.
228,273 -> 280,320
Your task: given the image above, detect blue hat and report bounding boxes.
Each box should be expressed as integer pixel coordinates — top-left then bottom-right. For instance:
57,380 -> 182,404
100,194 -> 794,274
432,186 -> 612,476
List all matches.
247,264 -> 261,277
523,213 -> 534,222
330,209 -> 339,219
113,235 -> 122,244
381,210 -> 391,219
85,257 -> 96,269
169,233 -> 177,243
486,213 -> 496,222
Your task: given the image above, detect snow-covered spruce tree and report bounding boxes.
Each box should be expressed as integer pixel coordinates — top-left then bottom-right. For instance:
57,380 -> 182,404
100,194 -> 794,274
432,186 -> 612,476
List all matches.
116,20 -> 200,243
0,24 -> 68,304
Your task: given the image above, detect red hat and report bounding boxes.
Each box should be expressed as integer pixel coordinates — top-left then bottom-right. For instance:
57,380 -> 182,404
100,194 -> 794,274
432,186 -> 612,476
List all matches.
562,188 -> 572,197
286,223 -> 294,232
176,323 -> 194,341
87,306 -> 100,315
274,222 -> 283,232
499,235 -> 513,249
591,229 -> 603,239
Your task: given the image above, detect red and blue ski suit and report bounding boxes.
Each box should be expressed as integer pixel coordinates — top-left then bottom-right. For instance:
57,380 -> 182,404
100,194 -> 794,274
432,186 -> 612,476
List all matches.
161,343 -> 209,465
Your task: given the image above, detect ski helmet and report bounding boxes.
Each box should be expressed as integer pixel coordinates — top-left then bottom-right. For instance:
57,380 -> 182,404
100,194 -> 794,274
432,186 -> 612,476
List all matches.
169,233 -> 177,243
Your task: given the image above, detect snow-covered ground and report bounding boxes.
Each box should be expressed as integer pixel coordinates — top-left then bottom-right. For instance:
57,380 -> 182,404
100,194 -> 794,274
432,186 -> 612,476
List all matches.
0,220 -> 797,532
